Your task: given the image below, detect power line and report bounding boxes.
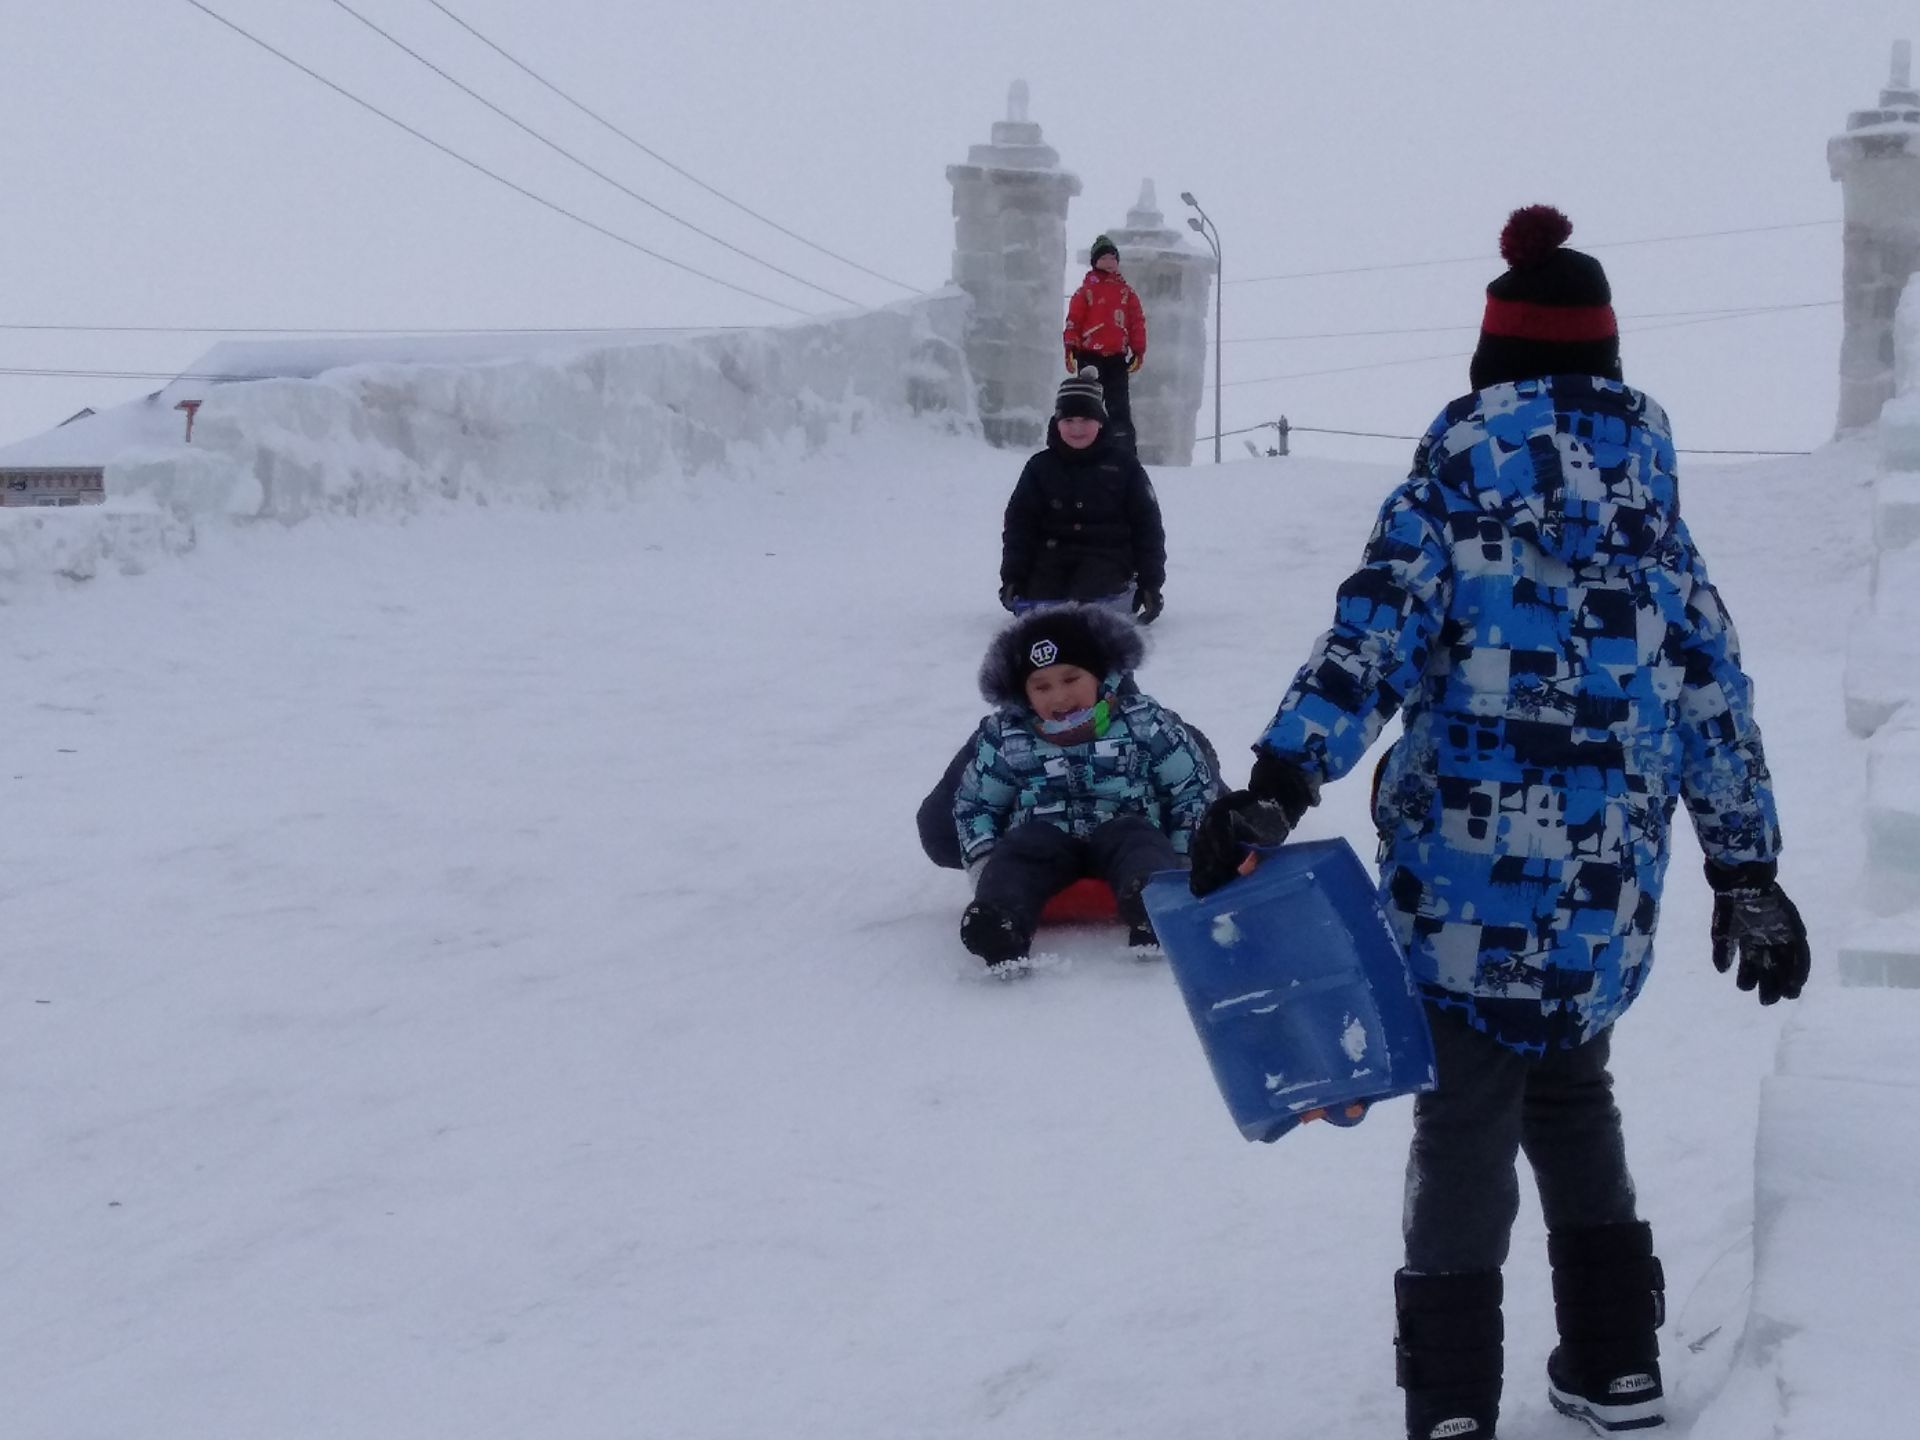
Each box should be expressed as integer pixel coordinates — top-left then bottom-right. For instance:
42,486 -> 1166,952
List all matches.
324,0 -> 860,307
0,376 -> 1814,459
0,288 -> 1836,389
11,298 -> 1831,348
1208,299 -> 1841,391
0,323 -> 745,336
181,0 -> 811,316
1222,300 -> 1840,345
0,366 -> 258,382
420,0 -> 917,294
1222,322 -> 1473,344
1228,219 -> 1840,287
1214,348 -> 1468,389
1290,425 -> 1422,441
4,295 -> 1827,347
1197,420 -> 1811,457
1581,218 -> 1839,253
2,366 -> 1810,458
1676,446 -> 1816,456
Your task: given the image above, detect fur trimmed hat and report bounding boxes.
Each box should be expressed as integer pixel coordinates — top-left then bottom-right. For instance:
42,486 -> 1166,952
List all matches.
1468,205 -> 1621,391
1056,365 -> 1108,423
978,603 -> 1145,707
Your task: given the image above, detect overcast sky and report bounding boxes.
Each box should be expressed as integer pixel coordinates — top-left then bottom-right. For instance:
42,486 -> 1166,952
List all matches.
4,1 -> 1915,462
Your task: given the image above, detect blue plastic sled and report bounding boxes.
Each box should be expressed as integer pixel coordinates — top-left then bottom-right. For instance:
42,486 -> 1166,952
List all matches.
1142,838 -> 1436,1143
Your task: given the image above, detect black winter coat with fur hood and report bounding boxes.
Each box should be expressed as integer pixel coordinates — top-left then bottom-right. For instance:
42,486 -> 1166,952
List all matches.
1001,423 -> 1166,602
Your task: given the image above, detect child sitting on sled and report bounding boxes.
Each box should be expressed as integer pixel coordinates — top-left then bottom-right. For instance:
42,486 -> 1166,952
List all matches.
953,603 -> 1218,967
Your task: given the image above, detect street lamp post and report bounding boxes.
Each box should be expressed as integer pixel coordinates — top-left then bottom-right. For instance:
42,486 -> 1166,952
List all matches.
1180,191 -> 1222,464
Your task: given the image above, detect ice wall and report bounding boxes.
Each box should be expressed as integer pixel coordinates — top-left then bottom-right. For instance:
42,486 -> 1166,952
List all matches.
0,293 -> 971,594
1830,41 -> 1920,434
1081,181 -> 1215,466
946,82 -> 1081,450
1690,988 -> 1920,1440
1688,266 -> 1920,1440
1838,276 -> 1920,981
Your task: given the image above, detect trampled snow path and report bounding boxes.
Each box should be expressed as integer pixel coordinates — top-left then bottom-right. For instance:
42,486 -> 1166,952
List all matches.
0,425 -> 1872,1438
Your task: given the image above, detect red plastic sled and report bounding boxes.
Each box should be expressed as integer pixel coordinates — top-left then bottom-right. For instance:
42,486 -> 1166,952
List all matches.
1039,877 -> 1118,925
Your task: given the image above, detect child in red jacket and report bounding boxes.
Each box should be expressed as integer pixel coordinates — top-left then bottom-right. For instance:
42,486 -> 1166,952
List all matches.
1063,235 -> 1147,455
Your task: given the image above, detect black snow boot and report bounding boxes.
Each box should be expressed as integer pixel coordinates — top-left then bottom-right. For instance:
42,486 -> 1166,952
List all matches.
1395,1269 -> 1503,1440
1116,879 -> 1160,950
1545,1222 -> 1666,1433
960,901 -> 1030,967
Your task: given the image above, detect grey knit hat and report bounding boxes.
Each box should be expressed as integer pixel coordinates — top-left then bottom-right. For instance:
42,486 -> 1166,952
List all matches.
1055,365 -> 1107,423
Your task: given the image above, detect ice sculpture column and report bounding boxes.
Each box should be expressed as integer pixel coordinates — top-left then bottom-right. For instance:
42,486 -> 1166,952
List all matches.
1837,278 -> 1920,986
1082,180 -> 1217,466
1831,41 -> 1920,433
946,82 -> 1082,449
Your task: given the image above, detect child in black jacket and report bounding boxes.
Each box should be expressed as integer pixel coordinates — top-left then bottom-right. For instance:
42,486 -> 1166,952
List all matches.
1000,368 -> 1167,625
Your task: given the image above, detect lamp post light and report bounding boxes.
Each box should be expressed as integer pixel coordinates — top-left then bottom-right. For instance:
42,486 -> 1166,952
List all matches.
1180,191 -> 1222,464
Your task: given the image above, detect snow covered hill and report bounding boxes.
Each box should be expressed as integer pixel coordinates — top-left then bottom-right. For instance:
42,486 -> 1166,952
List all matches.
0,421 -> 1887,1438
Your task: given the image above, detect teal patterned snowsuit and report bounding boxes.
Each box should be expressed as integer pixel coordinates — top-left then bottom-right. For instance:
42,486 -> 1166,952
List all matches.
954,688 -> 1215,868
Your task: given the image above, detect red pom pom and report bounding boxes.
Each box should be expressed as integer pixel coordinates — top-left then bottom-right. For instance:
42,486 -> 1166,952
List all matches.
1499,205 -> 1573,266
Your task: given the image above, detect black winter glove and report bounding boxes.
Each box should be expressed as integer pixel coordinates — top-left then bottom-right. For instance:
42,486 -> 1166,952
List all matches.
1189,791 -> 1294,896
998,581 -> 1019,613
1249,749 -> 1321,826
1133,588 -> 1164,625
1706,860 -> 1810,1005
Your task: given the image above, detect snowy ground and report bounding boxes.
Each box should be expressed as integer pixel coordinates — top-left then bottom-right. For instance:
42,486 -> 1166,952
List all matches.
0,422 -> 1874,1439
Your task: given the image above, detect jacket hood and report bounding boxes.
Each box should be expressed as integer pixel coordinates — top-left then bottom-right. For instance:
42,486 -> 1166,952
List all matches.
1413,376 -> 1678,568
978,603 -> 1146,708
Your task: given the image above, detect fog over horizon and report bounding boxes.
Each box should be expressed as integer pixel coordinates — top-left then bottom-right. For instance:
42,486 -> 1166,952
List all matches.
5,1 -> 1914,461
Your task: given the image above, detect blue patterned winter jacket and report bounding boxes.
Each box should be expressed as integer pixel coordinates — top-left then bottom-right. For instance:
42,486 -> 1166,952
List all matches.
1260,377 -> 1781,1054
954,687 -> 1216,867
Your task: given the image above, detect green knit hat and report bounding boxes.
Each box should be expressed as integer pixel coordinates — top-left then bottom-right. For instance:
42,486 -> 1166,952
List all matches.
1089,234 -> 1119,265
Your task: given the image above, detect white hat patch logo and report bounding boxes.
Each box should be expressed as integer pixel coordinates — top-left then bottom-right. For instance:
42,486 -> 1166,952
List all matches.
1029,639 -> 1058,668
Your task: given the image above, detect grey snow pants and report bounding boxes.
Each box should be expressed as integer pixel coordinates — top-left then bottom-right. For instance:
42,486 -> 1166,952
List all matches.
1403,1003 -> 1641,1274
973,817 -> 1179,930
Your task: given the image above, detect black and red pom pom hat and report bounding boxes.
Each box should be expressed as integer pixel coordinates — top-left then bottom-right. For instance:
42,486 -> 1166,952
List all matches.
1468,205 -> 1622,391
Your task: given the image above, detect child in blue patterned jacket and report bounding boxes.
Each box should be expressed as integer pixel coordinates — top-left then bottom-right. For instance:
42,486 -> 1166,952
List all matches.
954,602 -> 1217,967
1185,206 -> 1811,1440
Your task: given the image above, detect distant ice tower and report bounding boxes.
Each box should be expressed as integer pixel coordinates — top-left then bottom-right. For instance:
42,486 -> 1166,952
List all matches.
1081,180 -> 1217,466
946,82 -> 1082,448
1831,40 -> 1920,433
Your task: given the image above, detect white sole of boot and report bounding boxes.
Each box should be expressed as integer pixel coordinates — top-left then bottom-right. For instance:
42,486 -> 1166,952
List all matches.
1547,1380 -> 1666,1432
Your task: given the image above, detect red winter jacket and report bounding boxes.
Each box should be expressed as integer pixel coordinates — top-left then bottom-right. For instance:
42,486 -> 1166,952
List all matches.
1064,269 -> 1146,360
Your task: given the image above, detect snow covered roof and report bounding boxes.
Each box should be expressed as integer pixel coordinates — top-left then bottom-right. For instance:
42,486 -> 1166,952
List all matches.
0,388 -> 189,470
